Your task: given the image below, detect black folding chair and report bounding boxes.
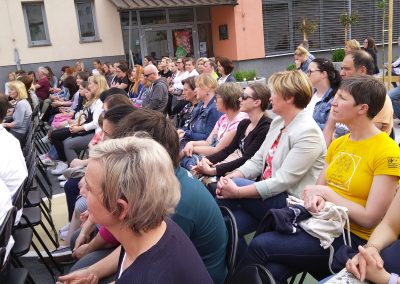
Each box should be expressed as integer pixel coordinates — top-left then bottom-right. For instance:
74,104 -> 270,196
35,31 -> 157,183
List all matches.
219,206 -> 239,284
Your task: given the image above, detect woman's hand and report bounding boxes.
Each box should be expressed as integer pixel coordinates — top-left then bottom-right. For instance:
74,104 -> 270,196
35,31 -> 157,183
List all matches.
192,158 -> 215,176
70,125 -> 84,133
295,59 -> 302,68
70,158 -> 85,168
177,129 -> 185,138
225,170 -> 244,179
73,232 -> 90,253
216,176 -> 240,199
72,243 -> 91,260
80,210 -> 90,223
301,185 -> 329,213
346,245 -> 385,282
57,268 -> 98,284
182,141 -> 194,157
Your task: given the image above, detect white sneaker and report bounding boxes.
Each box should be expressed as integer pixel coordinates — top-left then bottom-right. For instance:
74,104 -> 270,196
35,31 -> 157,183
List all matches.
58,174 -> 67,181
59,230 -> 68,241
59,181 -> 67,187
51,161 -> 68,175
59,223 -> 70,233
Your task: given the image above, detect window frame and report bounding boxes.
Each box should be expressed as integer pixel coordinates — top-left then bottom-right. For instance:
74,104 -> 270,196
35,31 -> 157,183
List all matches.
22,2 -> 51,47
74,0 -> 101,43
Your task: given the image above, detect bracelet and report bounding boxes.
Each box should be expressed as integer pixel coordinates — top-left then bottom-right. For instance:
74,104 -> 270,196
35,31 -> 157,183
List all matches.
388,273 -> 398,284
363,243 -> 381,253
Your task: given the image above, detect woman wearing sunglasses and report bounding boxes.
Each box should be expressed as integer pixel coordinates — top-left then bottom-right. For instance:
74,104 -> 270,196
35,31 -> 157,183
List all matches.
192,82 -> 271,192
214,71 -> 326,259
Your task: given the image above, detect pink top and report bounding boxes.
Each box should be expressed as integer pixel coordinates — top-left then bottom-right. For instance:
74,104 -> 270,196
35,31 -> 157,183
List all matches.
213,112 -> 248,142
99,226 -> 120,245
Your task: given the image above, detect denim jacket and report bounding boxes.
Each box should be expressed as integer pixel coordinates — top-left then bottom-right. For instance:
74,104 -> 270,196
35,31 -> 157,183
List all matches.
183,97 -> 221,141
313,88 -> 334,130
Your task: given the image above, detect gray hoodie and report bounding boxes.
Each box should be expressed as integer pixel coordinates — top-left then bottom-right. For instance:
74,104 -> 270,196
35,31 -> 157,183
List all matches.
142,77 -> 168,113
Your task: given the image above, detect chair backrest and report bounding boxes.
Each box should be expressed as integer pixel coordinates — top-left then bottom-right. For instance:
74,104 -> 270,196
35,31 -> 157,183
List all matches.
12,175 -> 27,210
219,205 -> 238,283
228,264 -> 276,284
0,207 -> 16,271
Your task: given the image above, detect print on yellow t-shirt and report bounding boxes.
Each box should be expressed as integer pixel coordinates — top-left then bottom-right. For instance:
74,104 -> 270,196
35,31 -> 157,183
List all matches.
327,152 -> 361,192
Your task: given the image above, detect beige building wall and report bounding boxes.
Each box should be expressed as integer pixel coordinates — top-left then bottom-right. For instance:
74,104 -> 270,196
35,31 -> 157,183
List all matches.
0,0 -> 124,67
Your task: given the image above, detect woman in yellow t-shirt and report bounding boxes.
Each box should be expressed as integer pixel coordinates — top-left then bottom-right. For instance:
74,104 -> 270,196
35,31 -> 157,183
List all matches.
237,75 -> 400,282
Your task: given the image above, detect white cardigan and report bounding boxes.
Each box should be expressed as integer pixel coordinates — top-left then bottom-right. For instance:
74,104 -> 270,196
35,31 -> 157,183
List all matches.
238,110 -> 326,199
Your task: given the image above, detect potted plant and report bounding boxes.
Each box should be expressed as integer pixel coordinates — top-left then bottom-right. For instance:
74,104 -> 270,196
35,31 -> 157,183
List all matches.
286,64 -> 297,71
232,70 -> 266,88
331,49 -> 345,71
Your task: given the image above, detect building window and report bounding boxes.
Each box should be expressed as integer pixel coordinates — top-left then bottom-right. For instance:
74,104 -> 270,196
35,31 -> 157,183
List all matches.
262,0 -> 400,55
22,2 -> 50,46
75,0 -> 99,42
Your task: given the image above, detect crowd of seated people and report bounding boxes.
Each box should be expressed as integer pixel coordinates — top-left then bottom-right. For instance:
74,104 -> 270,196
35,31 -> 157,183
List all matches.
2,47 -> 400,284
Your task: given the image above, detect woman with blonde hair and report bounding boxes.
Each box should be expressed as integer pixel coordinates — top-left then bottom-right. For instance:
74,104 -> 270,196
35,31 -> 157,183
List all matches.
294,46 -> 315,73
75,61 -> 85,73
58,136 -> 212,284
345,39 -> 361,53
4,71 -> 16,96
50,75 -> 108,174
177,73 -> 221,145
2,80 -> 32,142
216,70 -> 326,259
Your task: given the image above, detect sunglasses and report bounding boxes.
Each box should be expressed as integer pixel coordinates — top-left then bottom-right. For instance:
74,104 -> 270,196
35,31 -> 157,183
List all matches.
240,93 -> 256,100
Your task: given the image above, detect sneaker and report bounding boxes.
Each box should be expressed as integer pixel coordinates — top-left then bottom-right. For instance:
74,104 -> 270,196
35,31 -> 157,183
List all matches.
57,174 -> 67,181
51,161 -> 68,175
59,229 -> 68,241
59,223 -> 70,233
42,158 -> 56,167
59,181 -> 67,188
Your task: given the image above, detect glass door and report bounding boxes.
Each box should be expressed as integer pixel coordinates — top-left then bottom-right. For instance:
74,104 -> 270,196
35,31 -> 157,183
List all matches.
144,30 -> 169,60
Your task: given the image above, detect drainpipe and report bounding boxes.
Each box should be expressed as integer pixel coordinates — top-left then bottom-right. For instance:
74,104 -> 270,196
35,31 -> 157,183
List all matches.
14,47 -> 21,70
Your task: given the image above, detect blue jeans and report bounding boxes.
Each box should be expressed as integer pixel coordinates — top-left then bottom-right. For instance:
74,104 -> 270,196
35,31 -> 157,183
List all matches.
380,239 -> 400,274
238,229 -> 366,283
389,86 -> 400,119
217,178 -> 288,261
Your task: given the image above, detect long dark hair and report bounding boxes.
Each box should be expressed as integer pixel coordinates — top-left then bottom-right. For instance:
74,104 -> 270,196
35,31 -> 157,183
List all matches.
312,58 -> 341,95
365,37 -> 377,53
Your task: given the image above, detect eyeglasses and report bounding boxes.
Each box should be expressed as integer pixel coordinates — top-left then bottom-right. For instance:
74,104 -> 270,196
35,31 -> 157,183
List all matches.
177,61 -> 183,64
144,72 -> 154,78
240,93 -> 256,100
307,69 -> 321,75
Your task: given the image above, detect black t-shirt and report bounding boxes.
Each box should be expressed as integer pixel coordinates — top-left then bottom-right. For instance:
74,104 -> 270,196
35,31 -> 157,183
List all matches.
116,219 -> 212,284
159,70 -> 172,79
115,75 -> 130,92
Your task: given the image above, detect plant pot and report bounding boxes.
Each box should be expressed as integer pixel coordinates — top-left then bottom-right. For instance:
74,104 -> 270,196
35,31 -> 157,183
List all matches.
332,62 -> 342,72
237,77 -> 266,89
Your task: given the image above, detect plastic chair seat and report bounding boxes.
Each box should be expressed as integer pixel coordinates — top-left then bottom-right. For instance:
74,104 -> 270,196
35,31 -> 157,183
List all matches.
12,227 -> 33,257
